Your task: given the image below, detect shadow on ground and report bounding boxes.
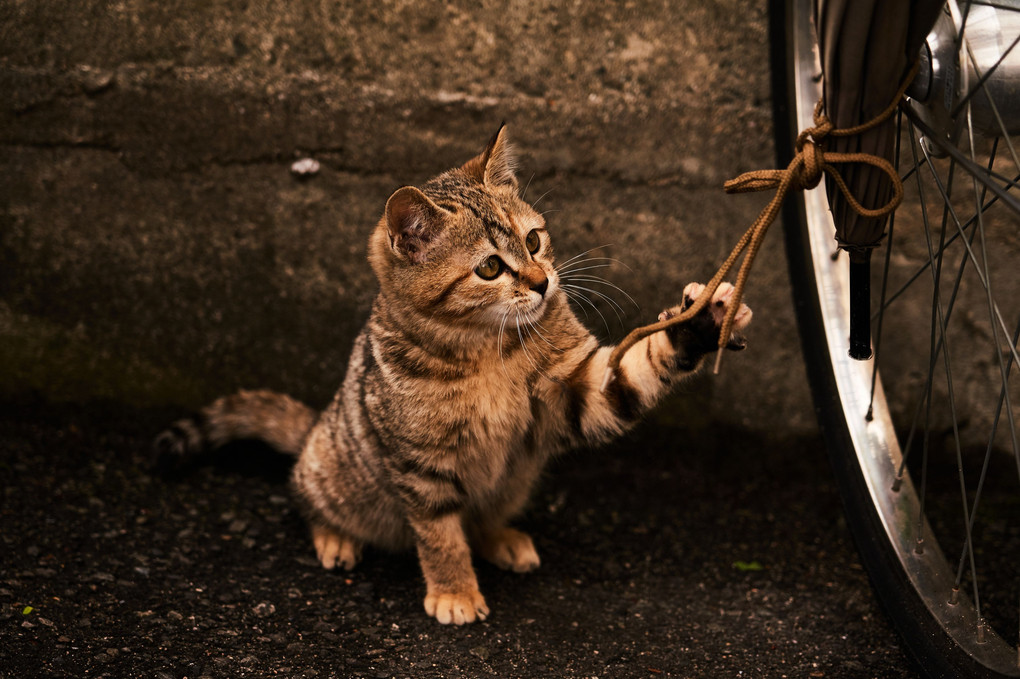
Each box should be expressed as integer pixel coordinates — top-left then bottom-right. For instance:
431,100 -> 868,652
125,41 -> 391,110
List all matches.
1,398 -> 914,678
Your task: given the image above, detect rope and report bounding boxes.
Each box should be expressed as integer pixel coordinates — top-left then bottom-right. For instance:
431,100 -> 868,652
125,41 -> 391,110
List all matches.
599,63 -> 917,393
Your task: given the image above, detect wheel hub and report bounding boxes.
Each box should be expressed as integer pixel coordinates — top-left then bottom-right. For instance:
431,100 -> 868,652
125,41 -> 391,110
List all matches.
907,0 -> 1020,154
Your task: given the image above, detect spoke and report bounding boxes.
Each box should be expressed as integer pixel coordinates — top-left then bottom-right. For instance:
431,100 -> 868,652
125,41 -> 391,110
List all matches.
870,167 -> 1020,320
950,106 -> 1001,599
903,107 -> 1020,218
958,32 -> 1020,174
958,0 -> 975,47
970,106 -> 1019,479
895,129 -> 985,481
954,313 -> 1020,588
904,129 -> 945,554
919,136 -> 983,625
912,127 -> 1020,371
951,30 -> 1020,119
900,163 -> 921,185
985,166 -> 1020,188
869,110 -> 904,421
967,106 -> 1020,486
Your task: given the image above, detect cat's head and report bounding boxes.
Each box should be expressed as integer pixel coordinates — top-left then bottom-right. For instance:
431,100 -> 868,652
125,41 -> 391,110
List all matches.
369,126 -> 559,332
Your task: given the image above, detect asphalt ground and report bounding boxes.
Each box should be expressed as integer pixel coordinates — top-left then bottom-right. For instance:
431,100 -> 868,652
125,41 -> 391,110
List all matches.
1,397 -> 918,678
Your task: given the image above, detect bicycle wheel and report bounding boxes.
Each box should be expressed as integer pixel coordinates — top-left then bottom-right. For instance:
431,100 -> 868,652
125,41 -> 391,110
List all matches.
771,1 -> 1020,677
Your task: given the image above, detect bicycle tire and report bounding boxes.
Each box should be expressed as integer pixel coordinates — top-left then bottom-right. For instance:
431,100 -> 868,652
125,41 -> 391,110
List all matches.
770,1 -> 1020,677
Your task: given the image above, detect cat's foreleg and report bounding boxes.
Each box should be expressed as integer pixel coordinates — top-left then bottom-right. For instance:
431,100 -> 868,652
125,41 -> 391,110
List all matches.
410,513 -> 490,625
559,281 -> 751,446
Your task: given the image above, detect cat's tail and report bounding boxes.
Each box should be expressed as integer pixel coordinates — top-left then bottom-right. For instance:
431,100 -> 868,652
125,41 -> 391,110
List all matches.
152,389 -> 317,474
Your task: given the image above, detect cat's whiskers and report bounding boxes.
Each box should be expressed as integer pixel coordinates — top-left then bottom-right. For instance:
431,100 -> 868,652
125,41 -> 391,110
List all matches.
525,314 -> 558,351
521,172 -> 536,201
562,282 -> 627,327
562,286 -> 612,336
515,309 -> 553,381
556,262 -> 616,277
563,283 -> 624,327
496,307 -> 515,379
558,274 -> 639,312
514,310 -> 535,371
523,319 -> 559,382
556,256 -> 630,277
556,245 -> 614,272
529,186 -> 556,210
555,248 -> 636,336
531,318 -> 565,359
562,288 -> 590,320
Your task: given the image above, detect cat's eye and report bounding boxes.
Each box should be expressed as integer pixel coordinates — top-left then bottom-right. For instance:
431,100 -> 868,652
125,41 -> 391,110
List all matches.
475,255 -> 503,280
525,229 -> 541,255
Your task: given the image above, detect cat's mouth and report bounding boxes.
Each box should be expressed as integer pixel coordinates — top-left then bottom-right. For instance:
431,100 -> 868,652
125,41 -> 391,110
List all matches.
513,300 -> 547,327
512,283 -> 555,327
487,276 -> 557,332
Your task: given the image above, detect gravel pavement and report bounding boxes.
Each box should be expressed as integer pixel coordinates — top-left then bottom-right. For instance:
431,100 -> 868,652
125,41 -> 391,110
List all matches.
1,400 -> 917,678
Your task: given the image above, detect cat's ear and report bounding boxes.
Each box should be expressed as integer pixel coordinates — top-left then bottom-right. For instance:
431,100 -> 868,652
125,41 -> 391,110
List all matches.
384,186 -> 447,264
464,124 -> 518,189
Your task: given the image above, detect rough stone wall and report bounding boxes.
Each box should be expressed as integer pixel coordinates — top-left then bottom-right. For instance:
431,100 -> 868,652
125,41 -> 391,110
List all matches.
1,0 -> 816,438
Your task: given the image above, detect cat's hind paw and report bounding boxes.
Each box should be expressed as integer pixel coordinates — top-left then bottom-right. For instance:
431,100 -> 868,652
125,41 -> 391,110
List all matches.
424,590 -> 490,625
477,527 -> 541,573
312,524 -> 362,571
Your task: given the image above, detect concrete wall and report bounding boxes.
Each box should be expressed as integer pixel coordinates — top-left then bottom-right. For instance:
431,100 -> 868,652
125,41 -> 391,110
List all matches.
1,0 -> 817,439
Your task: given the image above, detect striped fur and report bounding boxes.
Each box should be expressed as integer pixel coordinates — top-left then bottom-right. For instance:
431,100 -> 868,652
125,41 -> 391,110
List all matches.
152,389 -> 316,473
155,126 -> 751,625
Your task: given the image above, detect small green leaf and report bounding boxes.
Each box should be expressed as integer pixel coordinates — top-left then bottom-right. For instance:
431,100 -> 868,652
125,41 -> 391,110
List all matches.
22,606 -> 34,615
732,560 -> 764,572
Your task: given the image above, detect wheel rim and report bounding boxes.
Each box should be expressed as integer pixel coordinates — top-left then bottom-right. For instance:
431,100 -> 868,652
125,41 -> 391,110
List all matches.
788,1 -> 1020,674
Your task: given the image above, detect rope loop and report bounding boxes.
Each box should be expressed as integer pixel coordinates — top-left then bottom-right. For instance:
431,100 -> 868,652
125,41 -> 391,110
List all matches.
599,62 -> 920,392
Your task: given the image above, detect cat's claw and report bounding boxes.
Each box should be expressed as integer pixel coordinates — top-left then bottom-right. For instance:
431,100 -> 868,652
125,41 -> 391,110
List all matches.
679,282 -> 752,333
659,281 -> 752,349
424,590 -> 490,625
312,525 -> 362,571
656,281 -> 753,364
478,527 -> 541,573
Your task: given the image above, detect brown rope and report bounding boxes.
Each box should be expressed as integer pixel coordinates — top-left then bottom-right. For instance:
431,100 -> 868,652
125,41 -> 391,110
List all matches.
599,63 -> 917,393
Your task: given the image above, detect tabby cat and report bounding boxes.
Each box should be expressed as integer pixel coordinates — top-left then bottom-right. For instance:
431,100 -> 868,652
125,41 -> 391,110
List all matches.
155,126 -> 752,625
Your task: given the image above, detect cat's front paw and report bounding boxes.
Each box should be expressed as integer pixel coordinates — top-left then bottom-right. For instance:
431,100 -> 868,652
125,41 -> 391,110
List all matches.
477,527 -> 541,573
424,589 -> 490,625
659,282 -> 753,364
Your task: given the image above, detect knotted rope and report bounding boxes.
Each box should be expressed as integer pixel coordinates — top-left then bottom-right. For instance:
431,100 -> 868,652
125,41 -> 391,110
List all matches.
599,64 -> 917,393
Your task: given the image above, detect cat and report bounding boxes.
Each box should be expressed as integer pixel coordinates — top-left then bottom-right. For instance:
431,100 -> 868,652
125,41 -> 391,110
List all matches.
154,125 -> 752,625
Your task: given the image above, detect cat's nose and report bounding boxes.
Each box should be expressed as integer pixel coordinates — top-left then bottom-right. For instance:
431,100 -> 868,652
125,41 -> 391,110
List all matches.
531,276 -> 549,297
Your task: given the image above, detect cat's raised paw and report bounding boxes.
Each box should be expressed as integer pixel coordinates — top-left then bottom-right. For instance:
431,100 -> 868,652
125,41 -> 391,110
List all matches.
424,590 -> 489,625
312,524 -> 362,571
678,281 -> 753,335
478,527 -> 541,573
658,281 -> 753,362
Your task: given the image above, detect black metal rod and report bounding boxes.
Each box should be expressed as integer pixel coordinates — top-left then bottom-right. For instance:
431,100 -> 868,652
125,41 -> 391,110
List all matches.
849,254 -> 874,360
